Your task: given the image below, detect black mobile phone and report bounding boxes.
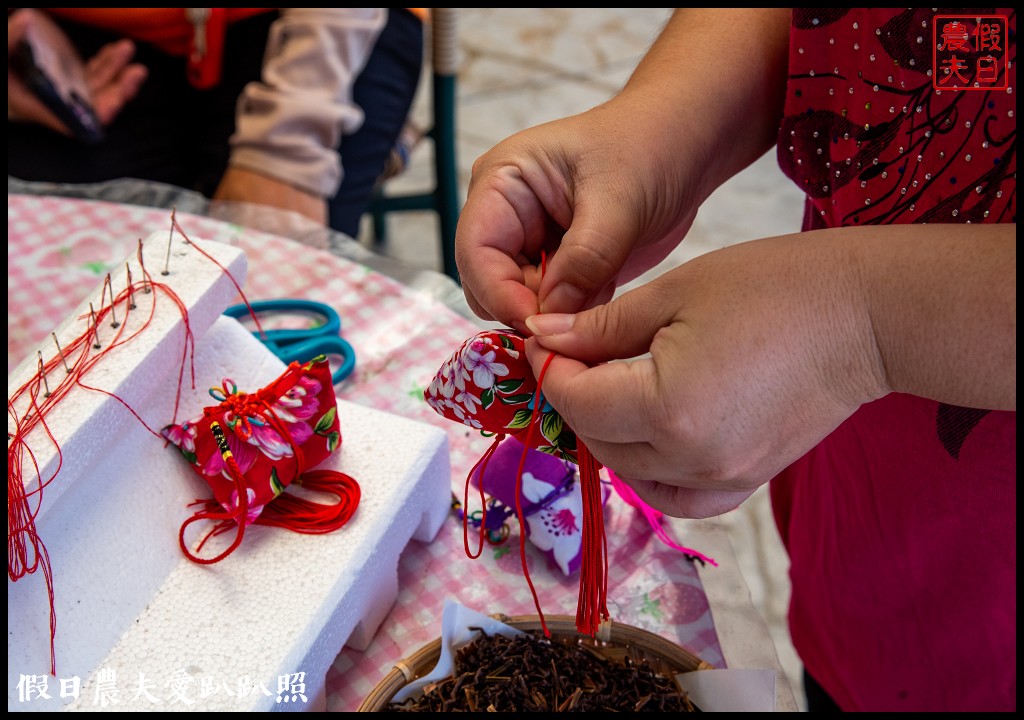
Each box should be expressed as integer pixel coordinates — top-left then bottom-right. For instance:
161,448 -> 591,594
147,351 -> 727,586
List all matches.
9,13 -> 104,144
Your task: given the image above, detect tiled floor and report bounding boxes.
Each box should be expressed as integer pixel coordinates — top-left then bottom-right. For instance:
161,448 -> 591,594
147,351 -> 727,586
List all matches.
362,9 -> 808,711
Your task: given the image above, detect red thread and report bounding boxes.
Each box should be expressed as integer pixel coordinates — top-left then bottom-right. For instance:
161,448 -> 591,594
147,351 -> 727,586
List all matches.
257,469 -> 360,533
511,352 -> 555,635
182,470 -> 360,560
171,212 -> 265,341
8,256 -> 194,673
458,249 -> 611,637
462,434 -> 506,559
538,248 -> 608,635
7,212 -> 259,673
512,353 -> 609,637
179,420 -> 251,565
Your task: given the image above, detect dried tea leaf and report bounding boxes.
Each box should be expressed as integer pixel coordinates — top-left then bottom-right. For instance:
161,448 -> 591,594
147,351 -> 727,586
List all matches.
385,629 -> 700,712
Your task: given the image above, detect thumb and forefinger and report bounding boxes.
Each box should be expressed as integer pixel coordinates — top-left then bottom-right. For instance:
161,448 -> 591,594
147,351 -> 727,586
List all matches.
523,282 -> 678,444
535,199 -> 639,316
524,283 -> 755,519
527,279 -> 678,364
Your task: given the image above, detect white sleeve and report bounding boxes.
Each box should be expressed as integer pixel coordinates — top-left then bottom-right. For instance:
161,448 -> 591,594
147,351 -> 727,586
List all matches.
226,8 -> 387,197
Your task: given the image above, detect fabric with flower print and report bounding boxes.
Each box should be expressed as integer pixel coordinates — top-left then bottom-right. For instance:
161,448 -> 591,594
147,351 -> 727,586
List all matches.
162,354 -> 359,564
163,356 -> 340,517
425,329 -> 579,461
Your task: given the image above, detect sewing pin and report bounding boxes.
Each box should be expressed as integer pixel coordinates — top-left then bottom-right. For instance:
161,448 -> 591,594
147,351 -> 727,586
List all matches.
137,239 -> 151,293
38,352 -> 51,398
52,333 -> 71,374
163,210 -> 174,276
103,273 -> 120,328
89,303 -> 102,349
125,262 -> 137,309
171,206 -> 189,245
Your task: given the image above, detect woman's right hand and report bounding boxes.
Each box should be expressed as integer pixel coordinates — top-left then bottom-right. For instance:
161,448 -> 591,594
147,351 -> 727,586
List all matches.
454,97 -> 707,335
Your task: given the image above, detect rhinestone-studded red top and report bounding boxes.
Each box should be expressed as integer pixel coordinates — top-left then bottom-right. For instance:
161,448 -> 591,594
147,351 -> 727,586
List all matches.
771,8 -> 1016,712
778,8 -> 1015,230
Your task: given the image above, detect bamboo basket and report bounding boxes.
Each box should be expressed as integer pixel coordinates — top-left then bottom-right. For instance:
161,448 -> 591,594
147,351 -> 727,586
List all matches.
358,614 -> 715,712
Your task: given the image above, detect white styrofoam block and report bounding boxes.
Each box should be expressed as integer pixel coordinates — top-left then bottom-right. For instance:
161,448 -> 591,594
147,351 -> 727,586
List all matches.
59,317 -> 451,712
9,236 -> 451,712
9,234 -> 247,709
7,231 -> 247,515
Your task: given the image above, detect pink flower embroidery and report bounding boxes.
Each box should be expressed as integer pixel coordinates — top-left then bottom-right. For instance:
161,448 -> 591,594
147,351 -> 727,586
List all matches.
222,487 -> 264,526
273,375 -> 322,422
161,421 -> 197,453
247,417 -> 313,461
521,471 -> 583,576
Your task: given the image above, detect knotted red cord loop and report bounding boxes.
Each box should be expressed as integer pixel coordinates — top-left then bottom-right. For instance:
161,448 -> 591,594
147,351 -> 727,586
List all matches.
462,433 -> 507,559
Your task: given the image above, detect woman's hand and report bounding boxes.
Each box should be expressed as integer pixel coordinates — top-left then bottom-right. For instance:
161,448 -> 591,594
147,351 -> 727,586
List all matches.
213,166 -> 328,226
524,230 -> 888,518
454,9 -> 792,336
455,100 -> 704,335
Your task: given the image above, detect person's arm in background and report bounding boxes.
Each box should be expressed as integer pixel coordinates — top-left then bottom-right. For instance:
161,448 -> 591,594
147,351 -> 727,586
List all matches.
455,8 -> 792,332
213,8 -> 387,226
7,8 -> 146,137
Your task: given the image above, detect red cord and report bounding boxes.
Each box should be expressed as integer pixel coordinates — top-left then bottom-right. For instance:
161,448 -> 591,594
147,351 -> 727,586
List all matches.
178,420 -> 250,565
511,354 -> 552,635
258,470 -> 360,533
462,434 -> 505,559
490,248 -> 610,636
507,350 -> 609,637
7,212 -> 260,673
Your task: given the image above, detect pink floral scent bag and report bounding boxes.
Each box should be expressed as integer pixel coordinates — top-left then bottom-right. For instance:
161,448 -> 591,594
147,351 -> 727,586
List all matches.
162,355 -> 359,563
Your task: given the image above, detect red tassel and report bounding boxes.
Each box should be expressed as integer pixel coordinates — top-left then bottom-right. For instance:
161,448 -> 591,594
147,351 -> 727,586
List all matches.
530,353 -> 610,637
180,468 -> 361,563
574,441 -> 609,635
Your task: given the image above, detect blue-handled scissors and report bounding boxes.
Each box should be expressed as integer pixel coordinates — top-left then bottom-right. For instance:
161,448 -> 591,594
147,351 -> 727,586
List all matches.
223,299 -> 356,384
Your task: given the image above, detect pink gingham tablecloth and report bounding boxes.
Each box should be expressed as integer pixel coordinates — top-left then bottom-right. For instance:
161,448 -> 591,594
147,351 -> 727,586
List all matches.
7,194 -> 724,711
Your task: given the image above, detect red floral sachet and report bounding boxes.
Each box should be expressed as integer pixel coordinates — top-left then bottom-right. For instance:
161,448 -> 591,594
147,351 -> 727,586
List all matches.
424,328 -> 580,460
162,355 -> 359,563
424,329 -> 609,636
